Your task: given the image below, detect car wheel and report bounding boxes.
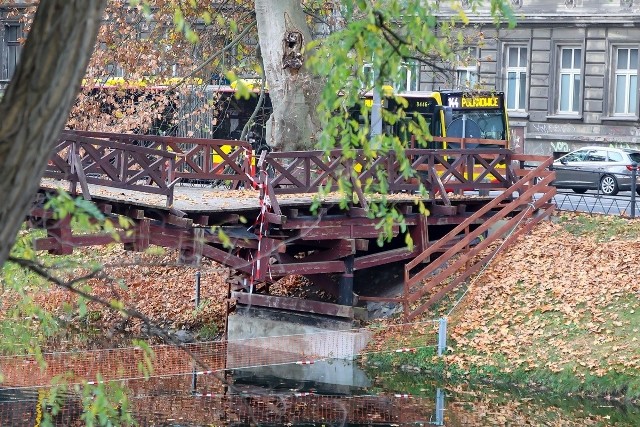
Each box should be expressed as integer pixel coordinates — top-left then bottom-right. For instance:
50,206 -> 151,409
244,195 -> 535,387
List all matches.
636,187 -> 640,196
572,188 -> 587,194
600,175 -> 619,196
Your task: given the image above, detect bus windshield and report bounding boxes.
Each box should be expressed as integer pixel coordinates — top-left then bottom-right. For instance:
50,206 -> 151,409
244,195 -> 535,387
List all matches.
442,109 -> 507,149
376,91 -> 508,149
436,91 -> 508,149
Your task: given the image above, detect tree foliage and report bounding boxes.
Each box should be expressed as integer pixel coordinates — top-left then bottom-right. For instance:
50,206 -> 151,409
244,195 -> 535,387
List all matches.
0,0 -> 517,424
306,0 -> 514,241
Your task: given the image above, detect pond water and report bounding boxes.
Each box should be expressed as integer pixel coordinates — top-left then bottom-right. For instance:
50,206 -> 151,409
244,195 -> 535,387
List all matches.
1,363 -> 639,426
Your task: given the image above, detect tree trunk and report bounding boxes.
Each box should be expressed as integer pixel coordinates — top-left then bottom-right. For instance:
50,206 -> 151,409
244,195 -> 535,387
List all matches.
0,0 -> 106,267
254,0 -> 323,151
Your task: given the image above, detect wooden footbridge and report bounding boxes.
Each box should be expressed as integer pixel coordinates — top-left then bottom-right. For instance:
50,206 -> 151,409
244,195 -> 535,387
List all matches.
31,131 -> 556,321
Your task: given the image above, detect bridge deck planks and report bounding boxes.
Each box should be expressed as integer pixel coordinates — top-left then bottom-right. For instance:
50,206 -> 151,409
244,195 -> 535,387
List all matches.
40,178 -> 494,215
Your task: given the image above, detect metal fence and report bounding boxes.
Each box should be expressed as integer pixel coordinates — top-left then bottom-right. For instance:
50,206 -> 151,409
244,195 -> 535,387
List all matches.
534,166 -> 640,218
554,190 -> 639,217
0,384 -> 447,426
0,320 -> 450,425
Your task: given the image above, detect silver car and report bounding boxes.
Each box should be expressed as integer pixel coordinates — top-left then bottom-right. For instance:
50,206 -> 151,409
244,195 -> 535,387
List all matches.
553,147 -> 640,196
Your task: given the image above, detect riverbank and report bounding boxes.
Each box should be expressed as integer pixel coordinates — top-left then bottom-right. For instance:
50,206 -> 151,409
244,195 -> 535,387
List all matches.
364,213 -> 640,404
4,212 -> 639,405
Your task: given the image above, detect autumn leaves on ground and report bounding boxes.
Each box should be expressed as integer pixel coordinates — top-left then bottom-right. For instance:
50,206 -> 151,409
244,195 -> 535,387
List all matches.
443,213 -> 640,401
0,240 -> 303,349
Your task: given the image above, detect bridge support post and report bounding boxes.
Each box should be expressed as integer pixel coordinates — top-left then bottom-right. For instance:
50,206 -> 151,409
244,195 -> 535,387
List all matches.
47,215 -> 73,255
338,255 -> 354,306
437,317 -> 447,356
125,218 -> 150,252
434,388 -> 446,425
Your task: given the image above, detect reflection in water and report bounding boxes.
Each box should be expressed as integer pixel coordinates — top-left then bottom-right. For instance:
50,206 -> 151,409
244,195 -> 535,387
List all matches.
0,371 -> 441,426
1,367 -> 639,426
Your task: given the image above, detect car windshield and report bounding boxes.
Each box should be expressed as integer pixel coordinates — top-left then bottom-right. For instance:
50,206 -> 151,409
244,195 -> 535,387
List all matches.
560,149 -> 640,164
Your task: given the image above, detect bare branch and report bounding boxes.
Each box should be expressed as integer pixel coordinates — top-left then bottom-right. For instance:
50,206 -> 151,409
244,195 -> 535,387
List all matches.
372,10 -> 454,75
166,18 -> 257,94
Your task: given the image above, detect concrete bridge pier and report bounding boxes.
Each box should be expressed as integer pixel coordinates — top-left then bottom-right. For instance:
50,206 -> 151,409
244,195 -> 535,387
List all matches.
226,305 -> 372,390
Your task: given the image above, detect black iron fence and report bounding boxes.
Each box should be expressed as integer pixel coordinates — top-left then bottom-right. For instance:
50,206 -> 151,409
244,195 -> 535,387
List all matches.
537,165 -> 640,218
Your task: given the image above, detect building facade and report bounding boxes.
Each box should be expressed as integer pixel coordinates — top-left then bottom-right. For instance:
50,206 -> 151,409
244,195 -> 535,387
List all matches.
419,0 -> 640,156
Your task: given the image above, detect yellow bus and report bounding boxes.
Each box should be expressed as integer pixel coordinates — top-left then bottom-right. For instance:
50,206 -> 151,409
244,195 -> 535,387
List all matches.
365,90 -> 510,149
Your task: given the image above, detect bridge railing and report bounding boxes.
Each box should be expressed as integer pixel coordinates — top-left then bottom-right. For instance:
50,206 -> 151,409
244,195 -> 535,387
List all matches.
47,132 -> 178,206
263,147 -> 514,198
49,132 -> 514,203
69,131 -> 254,189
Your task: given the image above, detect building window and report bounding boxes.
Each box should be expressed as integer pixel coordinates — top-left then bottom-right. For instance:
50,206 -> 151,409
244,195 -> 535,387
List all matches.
505,46 -> 528,111
396,61 -> 420,92
3,24 -> 22,81
362,62 -> 419,92
557,46 -> 582,114
613,47 -> 638,115
456,47 -> 479,89
105,63 -> 126,78
95,43 -> 125,79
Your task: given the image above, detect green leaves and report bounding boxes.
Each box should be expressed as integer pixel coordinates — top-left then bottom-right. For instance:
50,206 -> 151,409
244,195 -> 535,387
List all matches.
77,375 -> 136,426
201,10 -> 212,25
42,190 -> 133,244
225,71 -> 255,100
307,0 -> 514,243
45,190 -> 104,230
173,7 -> 184,31
75,198 -> 106,222
173,5 -> 199,43
128,0 -> 151,18
490,0 -> 518,27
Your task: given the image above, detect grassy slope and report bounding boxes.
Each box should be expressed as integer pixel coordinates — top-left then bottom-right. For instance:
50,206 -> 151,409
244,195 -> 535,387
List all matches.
444,213 -> 640,400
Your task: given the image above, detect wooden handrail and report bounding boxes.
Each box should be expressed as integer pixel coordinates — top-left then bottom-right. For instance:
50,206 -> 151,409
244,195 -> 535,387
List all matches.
402,158 -> 556,320
405,155 -> 554,272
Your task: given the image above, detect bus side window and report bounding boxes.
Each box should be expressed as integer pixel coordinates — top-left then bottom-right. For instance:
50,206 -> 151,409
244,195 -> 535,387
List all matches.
429,106 -> 447,149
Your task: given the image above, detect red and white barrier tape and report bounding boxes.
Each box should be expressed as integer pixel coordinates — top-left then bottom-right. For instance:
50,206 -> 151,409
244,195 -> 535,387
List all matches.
394,348 -> 417,353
